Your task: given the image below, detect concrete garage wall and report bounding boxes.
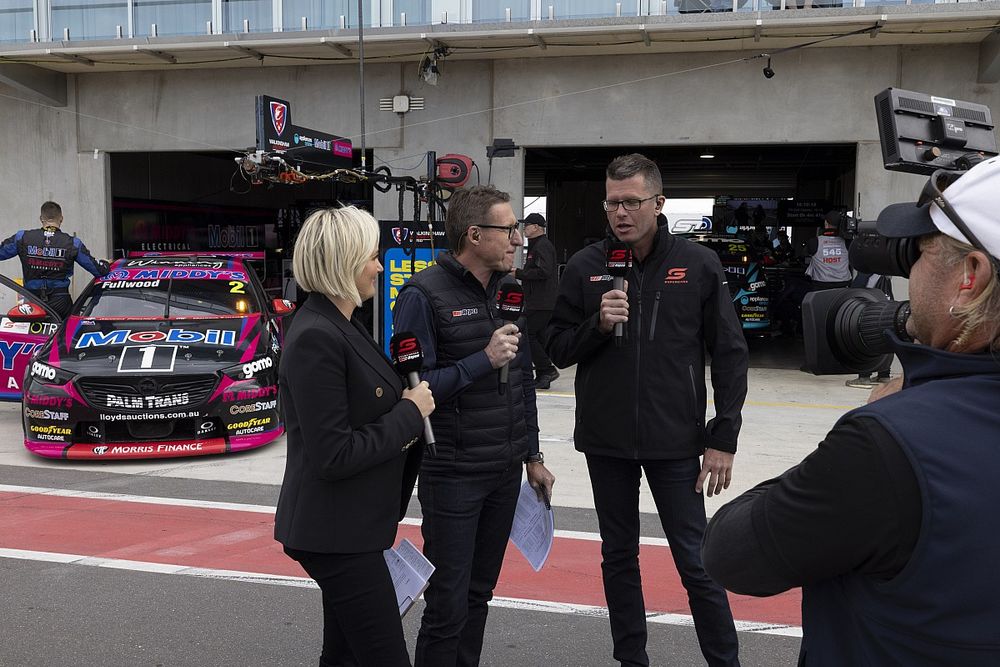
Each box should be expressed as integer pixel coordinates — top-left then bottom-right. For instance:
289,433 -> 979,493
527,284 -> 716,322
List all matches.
0,40 -> 997,293
0,81 -> 111,295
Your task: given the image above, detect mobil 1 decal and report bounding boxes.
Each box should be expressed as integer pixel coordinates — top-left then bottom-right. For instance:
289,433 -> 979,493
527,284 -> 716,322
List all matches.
117,345 -> 178,373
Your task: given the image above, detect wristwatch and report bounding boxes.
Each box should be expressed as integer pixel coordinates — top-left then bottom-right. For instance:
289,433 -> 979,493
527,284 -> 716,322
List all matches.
525,452 -> 544,464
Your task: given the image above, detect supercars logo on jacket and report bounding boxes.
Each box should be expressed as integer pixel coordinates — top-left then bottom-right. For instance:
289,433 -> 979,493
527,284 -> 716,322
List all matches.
664,268 -> 689,284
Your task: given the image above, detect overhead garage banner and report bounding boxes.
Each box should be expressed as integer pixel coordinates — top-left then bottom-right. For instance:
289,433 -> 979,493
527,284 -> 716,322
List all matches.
114,199 -> 271,255
378,221 -> 446,353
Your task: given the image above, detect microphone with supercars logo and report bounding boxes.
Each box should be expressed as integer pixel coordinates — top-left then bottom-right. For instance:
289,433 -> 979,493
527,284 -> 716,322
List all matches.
389,332 -> 437,457
606,241 -> 632,347
496,283 -> 525,395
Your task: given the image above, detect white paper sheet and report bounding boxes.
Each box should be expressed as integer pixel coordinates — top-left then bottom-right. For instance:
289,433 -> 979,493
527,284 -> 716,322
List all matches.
384,538 -> 435,616
509,480 -> 555,572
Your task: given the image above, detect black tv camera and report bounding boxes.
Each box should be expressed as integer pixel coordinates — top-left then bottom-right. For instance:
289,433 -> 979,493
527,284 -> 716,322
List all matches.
801,88 -> 997,374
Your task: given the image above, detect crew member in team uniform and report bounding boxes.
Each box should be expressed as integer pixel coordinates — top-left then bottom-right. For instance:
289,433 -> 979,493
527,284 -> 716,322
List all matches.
0,201 -> 109,316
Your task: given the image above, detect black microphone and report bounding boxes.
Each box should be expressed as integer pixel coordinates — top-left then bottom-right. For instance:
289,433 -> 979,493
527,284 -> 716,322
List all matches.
606,241 -> 632,348
496,282 -> 525,395
389,331 -> 436,457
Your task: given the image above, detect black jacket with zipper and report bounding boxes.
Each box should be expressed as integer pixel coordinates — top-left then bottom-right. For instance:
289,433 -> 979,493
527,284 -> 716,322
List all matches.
544,223 -> 748,459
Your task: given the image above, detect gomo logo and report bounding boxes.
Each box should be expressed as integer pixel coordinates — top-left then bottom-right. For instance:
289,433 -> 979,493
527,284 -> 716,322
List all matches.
243,356 -> 274,379
31,361 -> 56,381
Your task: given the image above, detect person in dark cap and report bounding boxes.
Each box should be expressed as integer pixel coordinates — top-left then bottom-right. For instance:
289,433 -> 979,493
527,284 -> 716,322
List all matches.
704,157 -> 1000,666
514,212 -> 560,389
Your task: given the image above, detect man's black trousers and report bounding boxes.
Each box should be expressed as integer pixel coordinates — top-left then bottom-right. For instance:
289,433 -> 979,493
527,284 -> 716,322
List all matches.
415,464 -> 521,667
526,310 -> 555,377
585,454 -> 740,667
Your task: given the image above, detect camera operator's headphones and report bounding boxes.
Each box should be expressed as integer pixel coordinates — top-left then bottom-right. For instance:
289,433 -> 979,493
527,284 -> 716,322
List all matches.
919,169 -> 1000,275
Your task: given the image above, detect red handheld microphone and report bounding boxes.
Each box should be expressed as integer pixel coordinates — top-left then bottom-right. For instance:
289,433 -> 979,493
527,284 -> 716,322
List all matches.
606,241 -> 632,348
496,282 -> 525,395
389,331 -> 436,457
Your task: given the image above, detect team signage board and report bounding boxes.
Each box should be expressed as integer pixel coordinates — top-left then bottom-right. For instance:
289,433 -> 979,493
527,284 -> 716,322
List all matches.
378,222 -> 447,353
255,95 -> 353,168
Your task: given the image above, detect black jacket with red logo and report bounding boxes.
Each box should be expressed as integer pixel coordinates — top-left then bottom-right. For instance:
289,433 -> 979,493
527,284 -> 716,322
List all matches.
544,224 -> 748,459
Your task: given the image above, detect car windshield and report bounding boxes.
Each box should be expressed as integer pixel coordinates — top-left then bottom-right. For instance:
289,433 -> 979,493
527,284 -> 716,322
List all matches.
78,279 -> 259,318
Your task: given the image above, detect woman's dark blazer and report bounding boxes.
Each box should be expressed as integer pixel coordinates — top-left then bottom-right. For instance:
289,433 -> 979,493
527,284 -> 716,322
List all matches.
274,294 -> 424,553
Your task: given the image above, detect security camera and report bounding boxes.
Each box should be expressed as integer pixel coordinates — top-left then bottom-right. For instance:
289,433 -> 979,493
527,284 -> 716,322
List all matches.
762,57 -> 775,79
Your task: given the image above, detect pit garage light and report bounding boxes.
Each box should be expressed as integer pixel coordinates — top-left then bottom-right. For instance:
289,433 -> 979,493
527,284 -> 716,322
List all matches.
699,153 -> 715,159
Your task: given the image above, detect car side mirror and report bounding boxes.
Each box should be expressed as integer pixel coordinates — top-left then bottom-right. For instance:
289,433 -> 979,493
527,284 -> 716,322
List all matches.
271,298 -> 296,316
6,301 -> 49,322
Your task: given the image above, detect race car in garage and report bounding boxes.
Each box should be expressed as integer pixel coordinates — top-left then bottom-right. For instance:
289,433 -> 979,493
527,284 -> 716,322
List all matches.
684,234 -> 771,331
15,255 -> 294,460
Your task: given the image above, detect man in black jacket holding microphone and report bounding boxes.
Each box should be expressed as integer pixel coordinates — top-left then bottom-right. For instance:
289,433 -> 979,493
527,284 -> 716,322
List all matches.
394,185 -> 555,667
545,154 -> 748,667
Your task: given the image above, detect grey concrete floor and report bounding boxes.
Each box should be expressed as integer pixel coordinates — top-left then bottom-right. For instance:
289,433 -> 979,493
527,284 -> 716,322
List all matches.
0,338 -> 885,666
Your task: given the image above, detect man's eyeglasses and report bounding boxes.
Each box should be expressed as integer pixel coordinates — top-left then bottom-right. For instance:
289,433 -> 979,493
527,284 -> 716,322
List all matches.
601,195 -> 659,213
473,224 -> 520,240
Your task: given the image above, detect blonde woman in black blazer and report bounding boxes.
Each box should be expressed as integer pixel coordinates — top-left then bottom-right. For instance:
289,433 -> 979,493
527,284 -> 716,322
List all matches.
275,206 -> 434,667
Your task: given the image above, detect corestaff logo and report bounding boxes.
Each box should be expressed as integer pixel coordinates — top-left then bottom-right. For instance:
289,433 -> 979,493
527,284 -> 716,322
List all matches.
270,101 -> 288,135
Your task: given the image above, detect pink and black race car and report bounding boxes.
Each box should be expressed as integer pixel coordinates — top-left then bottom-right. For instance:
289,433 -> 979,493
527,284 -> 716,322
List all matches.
15,255 -> 294,460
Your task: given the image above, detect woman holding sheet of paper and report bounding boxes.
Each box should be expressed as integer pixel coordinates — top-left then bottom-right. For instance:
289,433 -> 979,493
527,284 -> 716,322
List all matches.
274,206 -> 434,667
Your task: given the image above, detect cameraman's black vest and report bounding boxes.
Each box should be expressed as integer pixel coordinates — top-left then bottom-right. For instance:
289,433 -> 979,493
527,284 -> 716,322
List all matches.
402,252 -> 528,472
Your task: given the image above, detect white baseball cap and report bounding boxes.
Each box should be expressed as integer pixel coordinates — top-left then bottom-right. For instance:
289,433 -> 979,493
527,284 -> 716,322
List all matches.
876,155 -> 1000,261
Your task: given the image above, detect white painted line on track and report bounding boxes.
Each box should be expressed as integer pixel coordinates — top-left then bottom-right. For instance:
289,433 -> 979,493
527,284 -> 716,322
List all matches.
0,484 -> 277,514
0,547 -> 801,638
1,484 -> 670,546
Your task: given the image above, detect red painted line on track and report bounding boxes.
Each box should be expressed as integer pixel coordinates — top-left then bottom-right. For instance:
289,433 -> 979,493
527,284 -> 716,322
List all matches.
0,491 -> 800,626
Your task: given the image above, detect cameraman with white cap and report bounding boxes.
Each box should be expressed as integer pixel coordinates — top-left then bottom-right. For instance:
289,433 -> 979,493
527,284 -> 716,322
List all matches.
702,158 -> 1000,666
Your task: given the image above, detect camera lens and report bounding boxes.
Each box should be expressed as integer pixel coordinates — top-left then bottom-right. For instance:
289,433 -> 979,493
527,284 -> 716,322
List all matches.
833,296 -> 911,367
802,288 -> 913,374
849,220 -> 921,277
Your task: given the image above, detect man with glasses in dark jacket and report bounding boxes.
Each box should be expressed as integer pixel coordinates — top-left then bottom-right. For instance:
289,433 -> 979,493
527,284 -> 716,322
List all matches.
546,154 -> 748,667
394,185 -> 555,667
